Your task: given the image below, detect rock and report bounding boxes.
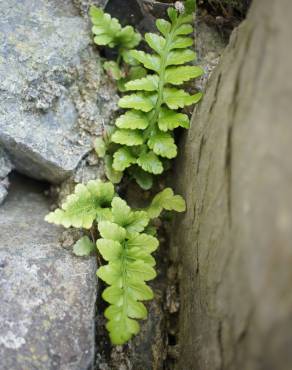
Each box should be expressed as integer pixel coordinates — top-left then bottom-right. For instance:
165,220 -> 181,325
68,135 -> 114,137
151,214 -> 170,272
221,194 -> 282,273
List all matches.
73,0 -> 109,17
0,186 -> 8,205
0,148 -> 12,180
0,0 -> 118,184
195,19 -> 226,90
0,174 -> 97,369
105,0 -> 171,33
172,0 -> 292,369
0,147 -> 13,205
0,179 -> 9,205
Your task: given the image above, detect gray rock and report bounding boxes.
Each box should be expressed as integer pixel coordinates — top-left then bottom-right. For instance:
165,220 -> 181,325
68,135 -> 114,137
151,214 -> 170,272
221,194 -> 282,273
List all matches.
0,175 -> 97,370
195,19 -> 226,91
0,148 -> 12,180
73,0 -> 107,17
0,0 -> 118,184
172,0 -> 292,369
0,147 -> 13,205
0,185 -> 8,205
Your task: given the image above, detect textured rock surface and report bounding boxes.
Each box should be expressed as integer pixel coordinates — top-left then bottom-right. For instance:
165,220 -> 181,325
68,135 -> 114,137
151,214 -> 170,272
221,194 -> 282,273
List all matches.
105,0 -> 171,32
0,0 -> 117,183
0,147 -> 13,204
73,0 -> 107,17
172,0 -> 292,369
0,175 -> 97,369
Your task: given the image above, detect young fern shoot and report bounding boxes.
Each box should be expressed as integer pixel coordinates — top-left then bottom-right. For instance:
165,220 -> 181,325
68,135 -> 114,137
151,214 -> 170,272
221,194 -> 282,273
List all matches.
102,1 -> 204,189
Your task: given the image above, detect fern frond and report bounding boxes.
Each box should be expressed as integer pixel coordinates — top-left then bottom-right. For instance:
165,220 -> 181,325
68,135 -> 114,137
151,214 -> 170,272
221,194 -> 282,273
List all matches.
45,180 -> 114,229
107,1 -> 203,187
96,197 -> 157,344
90,6 -> 141,49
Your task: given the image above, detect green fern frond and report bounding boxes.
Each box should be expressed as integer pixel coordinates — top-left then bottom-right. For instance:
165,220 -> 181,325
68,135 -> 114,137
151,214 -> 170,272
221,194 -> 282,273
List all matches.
95,188 -> 186,344
90,6 -> 141,49
106,1 -> 203,186
96,197 -> 158,344
45,180 -> 115,229
45,177 -> 187,344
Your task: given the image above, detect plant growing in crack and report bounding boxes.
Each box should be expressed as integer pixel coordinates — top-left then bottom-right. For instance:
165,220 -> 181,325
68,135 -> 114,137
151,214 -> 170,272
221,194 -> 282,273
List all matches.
46,0 -> 202,346
45,180 -> 185,344
90,5 -> 146,92
92,0 -> 204,189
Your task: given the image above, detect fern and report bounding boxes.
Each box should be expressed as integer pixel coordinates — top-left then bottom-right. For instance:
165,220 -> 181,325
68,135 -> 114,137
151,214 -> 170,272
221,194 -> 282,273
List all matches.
45,0 -> 199,347
96,190 -> 185,344
96,197 -> 156,344
45,180 -> 114,229
97,0 -> 203,189
90,6 -> 145,91
46,184 -> 185,344
90,6 -> 141,49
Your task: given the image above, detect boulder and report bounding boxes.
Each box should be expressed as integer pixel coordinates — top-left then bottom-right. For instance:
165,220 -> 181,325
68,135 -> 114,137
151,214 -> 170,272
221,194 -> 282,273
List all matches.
0,174 -> 97,369
0,0 -> 118,184
172,0 -> 292,369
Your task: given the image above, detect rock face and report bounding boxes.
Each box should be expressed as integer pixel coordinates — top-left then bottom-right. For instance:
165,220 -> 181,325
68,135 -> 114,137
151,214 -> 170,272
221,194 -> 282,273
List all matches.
0,175 -> 97,369
0,0 -> 117,184
172,0 -> 292,369
0,148 -> 13,204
